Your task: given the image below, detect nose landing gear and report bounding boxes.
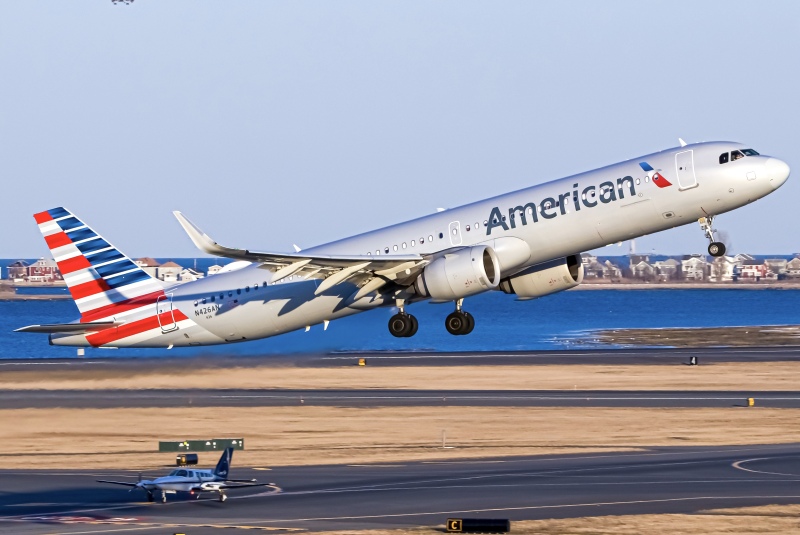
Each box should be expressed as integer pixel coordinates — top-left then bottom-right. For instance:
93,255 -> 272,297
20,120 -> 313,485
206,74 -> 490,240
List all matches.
445,299 -> 475,336
699,216 -> 726,257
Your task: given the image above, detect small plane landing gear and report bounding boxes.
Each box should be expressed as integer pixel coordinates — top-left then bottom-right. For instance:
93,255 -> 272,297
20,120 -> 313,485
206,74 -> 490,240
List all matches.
388,299 -> 418,338
445,299 -> 474,336
219,492 -> 227,503
161,490 -> 167,503
699,216 -> 726,257
146,491 -> 154,503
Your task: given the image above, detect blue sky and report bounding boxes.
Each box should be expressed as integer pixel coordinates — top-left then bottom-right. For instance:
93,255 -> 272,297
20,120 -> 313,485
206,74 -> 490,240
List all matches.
1,1 -> 798,258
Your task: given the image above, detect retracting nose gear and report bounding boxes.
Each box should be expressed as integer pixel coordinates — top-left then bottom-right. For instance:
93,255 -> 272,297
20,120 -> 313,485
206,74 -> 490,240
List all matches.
699,216 -> 726,257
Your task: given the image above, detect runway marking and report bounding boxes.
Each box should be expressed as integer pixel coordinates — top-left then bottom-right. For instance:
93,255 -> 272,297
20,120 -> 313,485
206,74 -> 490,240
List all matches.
321,348 -> 800,360
732,457 -> 800,477
241,494 -> 800,526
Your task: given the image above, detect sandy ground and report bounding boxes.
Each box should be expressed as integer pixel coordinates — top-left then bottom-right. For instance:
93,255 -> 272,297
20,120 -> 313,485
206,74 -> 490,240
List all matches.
2,361 -> 800,391
1,405 -> 798,469
309,505 -> 800,534
595,325 -> 800,347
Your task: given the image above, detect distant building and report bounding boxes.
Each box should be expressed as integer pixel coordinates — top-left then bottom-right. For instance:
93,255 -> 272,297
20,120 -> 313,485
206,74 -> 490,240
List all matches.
710,256 -> 738,282
6,260 -> 29,281
179,268 -> 204,282
158,261 -> 183,282
26,258 -> 62,283
603,260 -> 622,280
764,258 -> 788,277
653,258 -> 681,280
786,257 -> 800,278
135,257 -> 161,278
740,260 -> 766,280
631,260 -> 656,280
682,255 -> 709,281
207,264 -> 223,276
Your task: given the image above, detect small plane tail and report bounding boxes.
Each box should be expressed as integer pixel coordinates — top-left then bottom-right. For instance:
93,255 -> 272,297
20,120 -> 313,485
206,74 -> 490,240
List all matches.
214,447 -> 234,479
33,207 -> 165,319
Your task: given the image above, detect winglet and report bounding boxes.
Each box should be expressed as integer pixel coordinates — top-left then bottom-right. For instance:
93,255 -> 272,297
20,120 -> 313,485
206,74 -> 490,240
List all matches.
173,211 -> 241,257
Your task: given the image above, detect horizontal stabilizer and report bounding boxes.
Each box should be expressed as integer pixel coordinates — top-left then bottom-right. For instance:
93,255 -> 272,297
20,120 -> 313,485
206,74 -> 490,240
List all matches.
15,321 -> 121,334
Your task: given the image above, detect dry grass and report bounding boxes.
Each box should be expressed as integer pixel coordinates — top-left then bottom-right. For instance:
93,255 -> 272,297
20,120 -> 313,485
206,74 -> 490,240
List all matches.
2,361 -> 800,391
1,406 -> 799,470
306,505 -> 800,534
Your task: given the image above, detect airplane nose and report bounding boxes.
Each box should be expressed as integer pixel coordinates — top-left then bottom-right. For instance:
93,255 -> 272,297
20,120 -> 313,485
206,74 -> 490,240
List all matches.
765,157 -> 790,190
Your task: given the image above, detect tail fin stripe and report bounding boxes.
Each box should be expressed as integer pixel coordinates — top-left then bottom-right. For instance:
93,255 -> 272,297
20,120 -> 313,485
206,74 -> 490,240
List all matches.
58,217 -> 85,232
47,207 -> 71,220
65,227 -> 97,242
95,260 -> 139,278
34,211 -> 54,225
85,249 -> 125,265
76,239 -> 111,254
58,255 -> 93,275
105,270 -> 152,289
71,279 -> 113,300
44,232 -> 72,250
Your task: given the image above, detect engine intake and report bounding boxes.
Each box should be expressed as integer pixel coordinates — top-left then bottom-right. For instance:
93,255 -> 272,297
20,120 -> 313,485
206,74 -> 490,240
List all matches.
499,254 -> 584,300
414,245 -> 501,301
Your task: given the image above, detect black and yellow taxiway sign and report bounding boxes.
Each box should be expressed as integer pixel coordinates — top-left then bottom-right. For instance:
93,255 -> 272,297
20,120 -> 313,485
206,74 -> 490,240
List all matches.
447,518 -> 463,532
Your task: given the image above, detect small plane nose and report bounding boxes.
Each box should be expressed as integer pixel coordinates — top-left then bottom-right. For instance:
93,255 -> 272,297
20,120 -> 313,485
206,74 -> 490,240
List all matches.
765,157 -> 790,190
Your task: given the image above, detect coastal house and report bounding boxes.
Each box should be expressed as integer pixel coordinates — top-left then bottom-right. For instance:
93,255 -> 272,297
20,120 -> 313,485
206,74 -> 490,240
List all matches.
681,255 -> 709,281
631,260 -> 656,280
207,264 -> 223,276
710,256 -> 738,282
734,253 -> 756,263
602,260 -> 623,280
6,260 -> 29,281
764,258 -> 788,278
157,261 -> 183,282
178,268 -> 204,282
786,257 -> 800,278
135,258 -> 161,278
739,260 -> 766,280
653,258 -> 681,280
26,258 -> 62,283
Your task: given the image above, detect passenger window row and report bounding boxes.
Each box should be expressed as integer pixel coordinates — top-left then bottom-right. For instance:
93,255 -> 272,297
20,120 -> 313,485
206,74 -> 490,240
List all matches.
194,282 -> 267,306
366,221 -> 487,256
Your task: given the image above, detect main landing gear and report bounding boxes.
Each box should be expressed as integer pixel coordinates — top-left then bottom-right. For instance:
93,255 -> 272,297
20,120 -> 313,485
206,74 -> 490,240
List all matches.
699,216 -> 726,257
388,299 -> 418,338
445,299 -> 474,336
219,492 -> 227,502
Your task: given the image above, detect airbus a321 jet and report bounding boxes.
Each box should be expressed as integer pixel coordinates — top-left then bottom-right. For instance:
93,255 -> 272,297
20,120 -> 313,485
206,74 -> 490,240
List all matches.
17,141 -> 790,347
98,447 -> 271,503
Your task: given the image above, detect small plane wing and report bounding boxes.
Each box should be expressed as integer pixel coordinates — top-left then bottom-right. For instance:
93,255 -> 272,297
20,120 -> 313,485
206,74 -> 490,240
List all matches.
96,479 -> 139,487
173,211 -> 429,296
15,321 -> 122,334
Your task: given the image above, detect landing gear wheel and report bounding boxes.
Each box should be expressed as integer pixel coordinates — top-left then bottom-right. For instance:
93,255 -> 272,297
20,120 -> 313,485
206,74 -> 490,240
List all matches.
388,313 -> 412,337
219,493 -> 227,503
445,311 -> 473,335
708,241 -> 726,257
161,491 -> 167,503
146,491 -> 154,503
406,314 -> 418,337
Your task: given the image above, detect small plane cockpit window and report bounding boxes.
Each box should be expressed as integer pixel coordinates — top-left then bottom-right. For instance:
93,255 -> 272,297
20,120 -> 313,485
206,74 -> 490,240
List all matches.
719,152 -> 729,164
742,148 -> 760,156
169,470 -> 179,476
176,470 -> 188,477
731,150 -> 745,161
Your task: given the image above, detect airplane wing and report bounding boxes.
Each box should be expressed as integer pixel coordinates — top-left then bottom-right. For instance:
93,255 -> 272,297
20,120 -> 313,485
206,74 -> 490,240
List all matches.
173,212 -> 429,297
96,479 -> 139,487
16,321 -> 123,334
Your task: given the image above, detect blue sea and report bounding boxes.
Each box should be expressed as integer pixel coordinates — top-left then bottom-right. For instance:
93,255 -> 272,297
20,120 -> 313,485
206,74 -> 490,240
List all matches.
1,289 -> 798,360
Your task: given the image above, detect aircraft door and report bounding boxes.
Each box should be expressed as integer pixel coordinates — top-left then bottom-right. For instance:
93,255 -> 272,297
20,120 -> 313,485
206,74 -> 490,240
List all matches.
448,221 -> 462,246
156,293 -> 178,333
675,150 -> 698,190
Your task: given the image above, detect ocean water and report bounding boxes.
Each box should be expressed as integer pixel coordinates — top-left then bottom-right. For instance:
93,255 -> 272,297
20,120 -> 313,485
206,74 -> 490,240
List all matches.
1,289 -> 798,359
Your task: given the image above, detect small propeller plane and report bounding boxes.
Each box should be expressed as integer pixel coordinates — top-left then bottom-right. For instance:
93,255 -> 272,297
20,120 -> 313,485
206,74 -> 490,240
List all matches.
97,447 -> 272,503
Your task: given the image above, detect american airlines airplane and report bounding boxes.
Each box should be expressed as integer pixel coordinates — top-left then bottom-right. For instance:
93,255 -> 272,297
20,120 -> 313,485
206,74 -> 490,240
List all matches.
17,141 -> 790,348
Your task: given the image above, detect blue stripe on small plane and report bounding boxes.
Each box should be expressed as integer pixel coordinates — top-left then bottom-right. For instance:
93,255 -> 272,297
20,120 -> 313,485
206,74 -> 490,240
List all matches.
76,238 -> 111,255
66,227 -> 97,243
58,217 -> 84,231
639,162 -> 654,172
105,270 -> 151,289
48,207 -> 71,220
94,259 -> 138,278
85,249 -> 125,265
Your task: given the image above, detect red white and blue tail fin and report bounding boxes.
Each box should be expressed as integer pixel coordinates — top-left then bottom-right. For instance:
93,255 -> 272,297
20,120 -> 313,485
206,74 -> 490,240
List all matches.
33,207 -> 165,321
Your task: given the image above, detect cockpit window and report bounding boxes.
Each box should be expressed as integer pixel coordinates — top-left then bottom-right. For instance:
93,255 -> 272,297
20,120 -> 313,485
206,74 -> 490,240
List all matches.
169,470 -> 179,476
719,152 -> 729,164
731,150 -> 745,161
742,148 -> 759,156
176,470 -> 187,477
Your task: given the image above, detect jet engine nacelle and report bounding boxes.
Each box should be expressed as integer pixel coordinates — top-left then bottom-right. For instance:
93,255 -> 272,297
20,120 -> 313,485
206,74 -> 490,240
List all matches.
498,254 -> 584,300
414,245 -> 501,301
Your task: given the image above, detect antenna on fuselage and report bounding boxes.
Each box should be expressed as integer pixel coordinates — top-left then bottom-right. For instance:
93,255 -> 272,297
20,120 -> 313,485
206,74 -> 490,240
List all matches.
678,138 -> 687,147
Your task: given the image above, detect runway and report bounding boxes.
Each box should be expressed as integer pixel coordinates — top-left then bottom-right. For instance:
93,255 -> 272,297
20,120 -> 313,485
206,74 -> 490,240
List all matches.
1,444 -> 799,534
2,389 -> 800,408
